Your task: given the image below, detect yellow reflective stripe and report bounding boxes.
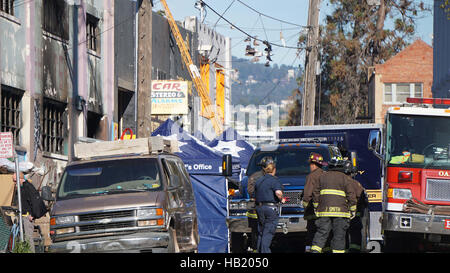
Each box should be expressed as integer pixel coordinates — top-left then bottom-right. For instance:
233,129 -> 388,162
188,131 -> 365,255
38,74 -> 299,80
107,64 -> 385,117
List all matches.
320,189 -> 346,197
317,211 -> 351,218
313,202 -> 319,208
332,249 -> 346,253
246,211 -> 258,219
349,205 -> 357,211
311,245 -> 322,253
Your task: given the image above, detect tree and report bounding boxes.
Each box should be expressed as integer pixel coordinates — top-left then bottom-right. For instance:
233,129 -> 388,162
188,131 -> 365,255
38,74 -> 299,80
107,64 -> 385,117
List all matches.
440,0 -> 450,19
286,76 -> 304,126
300,0 -> 430,124
286,97 -> 302,126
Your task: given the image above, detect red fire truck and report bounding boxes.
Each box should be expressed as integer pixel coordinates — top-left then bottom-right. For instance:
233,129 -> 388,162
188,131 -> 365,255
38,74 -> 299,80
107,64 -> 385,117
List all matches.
369,98 -> 450,252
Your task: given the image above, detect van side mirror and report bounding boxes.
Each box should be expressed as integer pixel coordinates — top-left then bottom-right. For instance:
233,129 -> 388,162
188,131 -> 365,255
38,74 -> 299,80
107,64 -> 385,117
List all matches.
41,186 -> 55,201
368,130 -> 380,152
222,154 -> 233,177
368,130 -> 383,160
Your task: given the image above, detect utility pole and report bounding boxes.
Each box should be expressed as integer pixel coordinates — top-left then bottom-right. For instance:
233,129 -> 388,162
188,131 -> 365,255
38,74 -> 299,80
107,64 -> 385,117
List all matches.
137,0 -> 153,137
301,0 -> 321,126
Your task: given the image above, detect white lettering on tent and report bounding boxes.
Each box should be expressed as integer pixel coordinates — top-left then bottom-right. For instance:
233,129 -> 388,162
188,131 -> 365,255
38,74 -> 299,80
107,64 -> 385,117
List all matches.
193,164 -> 212,170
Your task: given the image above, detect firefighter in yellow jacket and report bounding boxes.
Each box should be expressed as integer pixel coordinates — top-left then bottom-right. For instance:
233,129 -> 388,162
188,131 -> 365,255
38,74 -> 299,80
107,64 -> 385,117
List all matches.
302,152 -> 327,252
310,159 -> 357,253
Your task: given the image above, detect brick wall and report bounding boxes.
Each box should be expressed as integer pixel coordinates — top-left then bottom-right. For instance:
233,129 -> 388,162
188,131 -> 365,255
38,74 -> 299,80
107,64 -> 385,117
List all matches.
373,39 -> 433,123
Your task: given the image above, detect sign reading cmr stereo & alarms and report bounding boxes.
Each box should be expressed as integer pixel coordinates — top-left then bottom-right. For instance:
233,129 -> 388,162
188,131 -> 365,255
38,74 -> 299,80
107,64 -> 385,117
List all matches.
151,80 -> 189,115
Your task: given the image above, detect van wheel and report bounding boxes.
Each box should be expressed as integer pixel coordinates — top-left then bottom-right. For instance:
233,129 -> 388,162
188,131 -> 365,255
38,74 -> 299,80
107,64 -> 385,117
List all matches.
168,227 -> 180,253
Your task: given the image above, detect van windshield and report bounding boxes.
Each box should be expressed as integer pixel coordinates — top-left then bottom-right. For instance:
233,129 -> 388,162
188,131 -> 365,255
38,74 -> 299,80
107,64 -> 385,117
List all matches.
57,158 -> 162,200
247,146 -> 332,177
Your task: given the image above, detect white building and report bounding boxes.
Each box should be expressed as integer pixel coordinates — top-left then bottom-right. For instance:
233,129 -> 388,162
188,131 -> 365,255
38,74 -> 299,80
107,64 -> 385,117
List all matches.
184,16 -> 232,139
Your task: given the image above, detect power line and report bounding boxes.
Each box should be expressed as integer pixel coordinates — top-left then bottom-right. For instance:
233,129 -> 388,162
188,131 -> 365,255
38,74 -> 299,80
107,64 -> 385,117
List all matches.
215,24 -> 301,32
212,0 -> 236,30
201,0 -> 305,50
257,52 -> 301,104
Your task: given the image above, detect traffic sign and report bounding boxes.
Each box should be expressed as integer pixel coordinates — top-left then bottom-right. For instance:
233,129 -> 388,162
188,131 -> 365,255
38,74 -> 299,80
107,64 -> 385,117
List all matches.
0,132 -> 14,158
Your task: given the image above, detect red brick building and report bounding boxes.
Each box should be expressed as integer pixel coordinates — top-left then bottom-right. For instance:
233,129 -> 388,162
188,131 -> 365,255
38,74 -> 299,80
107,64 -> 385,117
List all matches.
368,39 -> 433,124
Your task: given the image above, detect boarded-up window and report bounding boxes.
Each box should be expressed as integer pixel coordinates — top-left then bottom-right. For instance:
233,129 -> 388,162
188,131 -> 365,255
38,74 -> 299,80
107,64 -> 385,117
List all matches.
43,0 -> 69,40
42,98 -> 66,154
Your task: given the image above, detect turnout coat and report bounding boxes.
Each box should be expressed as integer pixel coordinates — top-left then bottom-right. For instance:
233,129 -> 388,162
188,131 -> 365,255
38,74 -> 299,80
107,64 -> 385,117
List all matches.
312,170 -> 357,218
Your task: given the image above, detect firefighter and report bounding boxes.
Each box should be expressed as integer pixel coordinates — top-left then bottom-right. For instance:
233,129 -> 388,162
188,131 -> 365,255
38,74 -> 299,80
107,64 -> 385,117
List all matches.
343,160 -> 368,253
310,159 -> 357,253
245,157 -> 271,253
302,152 -> 327,253
254,157 -> 285,253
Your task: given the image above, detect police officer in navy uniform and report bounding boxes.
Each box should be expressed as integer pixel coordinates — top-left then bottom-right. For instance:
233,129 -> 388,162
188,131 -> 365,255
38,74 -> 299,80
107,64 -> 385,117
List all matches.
245,157 -> 271,253
254,157 -> 285,253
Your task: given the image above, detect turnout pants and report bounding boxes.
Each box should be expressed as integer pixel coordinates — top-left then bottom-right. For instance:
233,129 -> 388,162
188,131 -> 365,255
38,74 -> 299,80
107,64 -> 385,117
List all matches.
305,219 -> 317,248
347,216 -> 363,252
256,205 -> 279,253
311,217 -> 349,253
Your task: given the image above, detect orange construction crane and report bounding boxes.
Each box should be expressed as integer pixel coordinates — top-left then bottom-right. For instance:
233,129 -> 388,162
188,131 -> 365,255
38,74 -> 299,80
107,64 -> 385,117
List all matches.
160,0 -> 223,135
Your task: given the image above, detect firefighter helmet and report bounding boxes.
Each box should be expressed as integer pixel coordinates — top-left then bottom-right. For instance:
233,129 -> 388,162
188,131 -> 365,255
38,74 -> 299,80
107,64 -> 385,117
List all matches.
308,152 -> 328,166
343,160 -> 353,174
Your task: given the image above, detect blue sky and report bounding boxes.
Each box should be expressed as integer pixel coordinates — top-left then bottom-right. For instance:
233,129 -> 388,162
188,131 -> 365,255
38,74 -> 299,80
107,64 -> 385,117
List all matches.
154,0 -> 434,67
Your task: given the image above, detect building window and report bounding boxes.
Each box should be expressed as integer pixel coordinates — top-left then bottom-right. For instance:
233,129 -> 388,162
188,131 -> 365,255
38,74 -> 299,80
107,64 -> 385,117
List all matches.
0,85 -> 23,145
0,0 -> 14,16
87,111 -> 102,139
43,0 -> 69,40
42,98 -> 66,154
86,14 -> 100,52
384,83 -> 423,103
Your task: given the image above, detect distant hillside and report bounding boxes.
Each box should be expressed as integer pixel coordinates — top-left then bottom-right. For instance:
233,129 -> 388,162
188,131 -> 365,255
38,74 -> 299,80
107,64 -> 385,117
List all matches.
231,56 -> 302,106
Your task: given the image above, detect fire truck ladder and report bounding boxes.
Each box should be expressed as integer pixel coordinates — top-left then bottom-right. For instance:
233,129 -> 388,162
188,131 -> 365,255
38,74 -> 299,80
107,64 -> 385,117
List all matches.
160,0 -> 223,135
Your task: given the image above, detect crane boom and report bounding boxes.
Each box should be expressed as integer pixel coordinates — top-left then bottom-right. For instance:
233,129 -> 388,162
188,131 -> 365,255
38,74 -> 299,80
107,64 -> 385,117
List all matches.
160,0 -> 223,135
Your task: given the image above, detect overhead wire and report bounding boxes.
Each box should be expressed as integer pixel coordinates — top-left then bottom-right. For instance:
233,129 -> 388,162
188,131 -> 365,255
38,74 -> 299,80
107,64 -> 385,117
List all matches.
201,0 -> 305,50
212,0 -> 236,30
257,51 -> 300,104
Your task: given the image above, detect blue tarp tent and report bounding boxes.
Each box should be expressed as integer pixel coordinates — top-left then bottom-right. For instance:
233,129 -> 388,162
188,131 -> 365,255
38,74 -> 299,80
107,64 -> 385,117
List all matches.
208,127 -> 255,169
152,119 -> 237,253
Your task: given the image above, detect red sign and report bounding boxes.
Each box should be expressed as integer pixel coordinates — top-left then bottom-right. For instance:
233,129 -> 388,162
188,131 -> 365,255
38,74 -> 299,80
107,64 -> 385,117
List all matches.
445,219 -> 450,230
0,132 -> 14,159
